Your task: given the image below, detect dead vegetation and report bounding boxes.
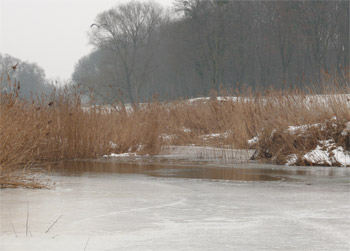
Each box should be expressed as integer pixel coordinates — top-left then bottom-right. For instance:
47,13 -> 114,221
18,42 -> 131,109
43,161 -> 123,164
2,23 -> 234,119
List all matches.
1,74 -> 349,187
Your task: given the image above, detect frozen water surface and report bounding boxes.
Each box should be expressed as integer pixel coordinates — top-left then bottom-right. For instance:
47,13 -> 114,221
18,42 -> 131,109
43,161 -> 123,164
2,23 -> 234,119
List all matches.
0,161 -> 349,251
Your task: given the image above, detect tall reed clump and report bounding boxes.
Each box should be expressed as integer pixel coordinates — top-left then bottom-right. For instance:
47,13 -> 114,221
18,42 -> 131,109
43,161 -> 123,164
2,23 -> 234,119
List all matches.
108,102 -> 163,155
36,91 -> 114,160
0,85 -> 163,187
0,79 -> 49,187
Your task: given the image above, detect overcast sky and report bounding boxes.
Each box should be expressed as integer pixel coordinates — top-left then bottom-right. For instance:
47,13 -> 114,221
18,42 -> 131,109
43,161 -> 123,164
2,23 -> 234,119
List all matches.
0,0 -> 173,81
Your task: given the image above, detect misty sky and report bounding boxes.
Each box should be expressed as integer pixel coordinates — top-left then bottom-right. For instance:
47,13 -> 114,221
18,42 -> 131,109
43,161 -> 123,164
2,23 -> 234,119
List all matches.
0,0 -> 173,81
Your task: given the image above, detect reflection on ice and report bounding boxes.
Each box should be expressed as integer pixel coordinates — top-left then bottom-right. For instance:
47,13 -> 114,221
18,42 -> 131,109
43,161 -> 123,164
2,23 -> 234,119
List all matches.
50,160 -> 349,182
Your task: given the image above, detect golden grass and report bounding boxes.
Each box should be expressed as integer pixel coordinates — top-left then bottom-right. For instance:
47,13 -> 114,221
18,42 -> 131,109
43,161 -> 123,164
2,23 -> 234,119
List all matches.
1,75 -> 349,187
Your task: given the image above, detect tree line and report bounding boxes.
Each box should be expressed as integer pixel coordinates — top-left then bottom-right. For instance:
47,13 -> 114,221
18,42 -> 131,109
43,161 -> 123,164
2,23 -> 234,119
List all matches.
72,0 -> 350,104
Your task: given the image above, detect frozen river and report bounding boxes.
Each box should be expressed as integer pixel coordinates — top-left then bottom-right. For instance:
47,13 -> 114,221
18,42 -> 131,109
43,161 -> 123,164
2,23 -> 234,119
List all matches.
0,161 -> 349,250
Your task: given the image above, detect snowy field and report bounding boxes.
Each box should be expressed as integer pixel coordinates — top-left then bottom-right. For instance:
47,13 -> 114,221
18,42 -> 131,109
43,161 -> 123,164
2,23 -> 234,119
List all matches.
0,162 -> 349,251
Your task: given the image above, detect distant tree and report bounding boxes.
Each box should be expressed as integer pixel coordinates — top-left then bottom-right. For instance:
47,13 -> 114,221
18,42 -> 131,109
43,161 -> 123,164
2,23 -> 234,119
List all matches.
226,1 -> 254,87
175,0 -> 233,92
293,1 -> 343,80
266,2 -> 296,85
0,53 -> 53,98
73,49 -> 117,103
333,1 -> 349,76
89,1 -> 164,104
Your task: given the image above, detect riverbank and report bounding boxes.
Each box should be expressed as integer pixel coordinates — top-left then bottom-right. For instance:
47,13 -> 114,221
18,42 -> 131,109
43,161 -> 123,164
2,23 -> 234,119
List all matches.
1,84 -> 349,188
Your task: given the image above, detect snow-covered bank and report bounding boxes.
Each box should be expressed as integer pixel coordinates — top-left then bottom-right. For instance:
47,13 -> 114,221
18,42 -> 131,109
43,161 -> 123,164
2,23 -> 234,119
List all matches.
104,117 -> 350,167
105,116 -> 350,167
288,121 -> 350,167
251,117 -> 350,167
300,142 -> 349,167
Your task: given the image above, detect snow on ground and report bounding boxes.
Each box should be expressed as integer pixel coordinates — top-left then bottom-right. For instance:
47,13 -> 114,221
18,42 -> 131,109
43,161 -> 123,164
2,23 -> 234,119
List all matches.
182,127 -> 191,133
187,94 -> 350,107
287,123 -> 322,134
199,132 -> 230,141
247,136 -> 259,145
287,116 -> 340,135
188,96 -> 242,103
103,152 -> 138,158
160,133 -> 174,142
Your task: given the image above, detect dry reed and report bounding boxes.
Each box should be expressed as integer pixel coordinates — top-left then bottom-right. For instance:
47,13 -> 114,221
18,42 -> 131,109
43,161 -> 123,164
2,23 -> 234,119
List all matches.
1,73 -> 349,187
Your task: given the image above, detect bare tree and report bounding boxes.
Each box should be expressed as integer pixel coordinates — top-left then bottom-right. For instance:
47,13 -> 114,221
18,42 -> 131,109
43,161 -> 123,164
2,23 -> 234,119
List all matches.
177,0 -> 235,92
89,1 -> 164,105
293,1 -> 342,80
227,1 -> 254,86
267,2 -> 296,85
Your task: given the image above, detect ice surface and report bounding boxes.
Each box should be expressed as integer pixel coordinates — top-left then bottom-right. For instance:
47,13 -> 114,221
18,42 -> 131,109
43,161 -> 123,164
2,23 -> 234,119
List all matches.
0,163 -> 349,251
